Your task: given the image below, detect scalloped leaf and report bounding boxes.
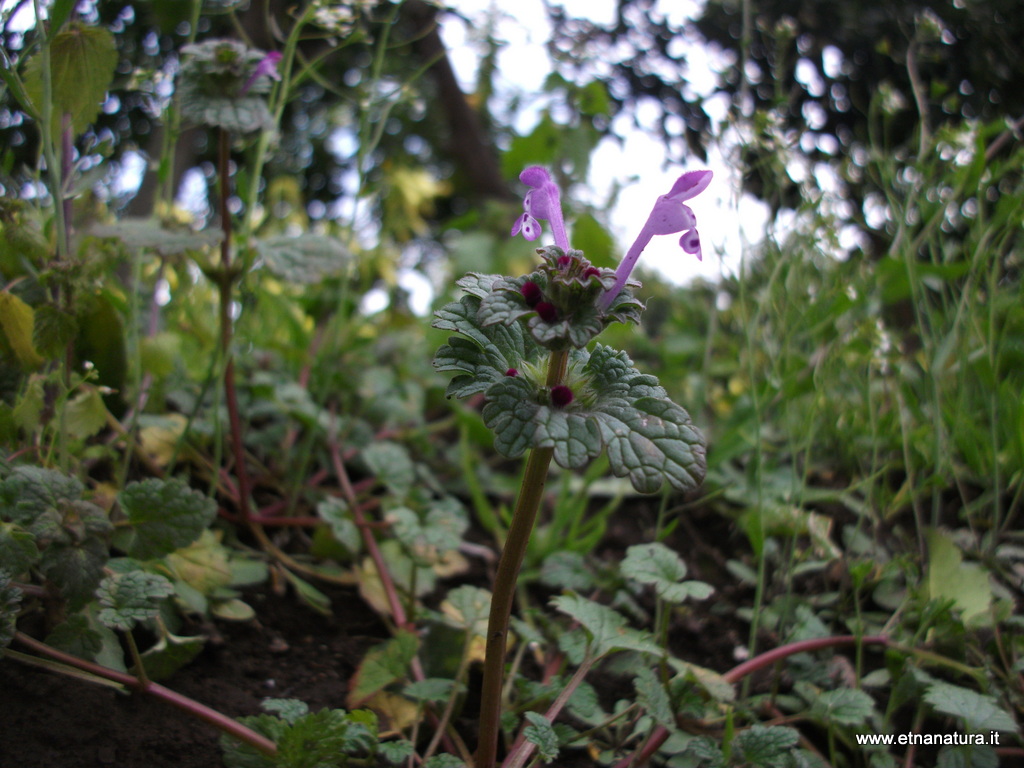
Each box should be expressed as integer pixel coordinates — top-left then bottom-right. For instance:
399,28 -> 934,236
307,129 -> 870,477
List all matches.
96,570 -> 175,631
433,294 -> 542,398
24,23 -> 118,135
924,681 -> 1017,732
0,290 -> 45,369
90,219 -> 222,256
480,345 -> 706,494
119,478 -> 217,560
733,725 -> 800,768
551,594 -> 662,659
523,712 -> 560,762
255,234 -> 349,284
622,543 -> 714,603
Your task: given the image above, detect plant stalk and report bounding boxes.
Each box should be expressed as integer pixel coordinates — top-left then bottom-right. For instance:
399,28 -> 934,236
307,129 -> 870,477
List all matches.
215,127 -> 254,524
476,347 -> 569,768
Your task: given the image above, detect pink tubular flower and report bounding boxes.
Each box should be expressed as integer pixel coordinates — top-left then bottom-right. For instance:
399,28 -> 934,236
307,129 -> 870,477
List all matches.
598,169 -> 712,310
240,51 -> 283,96
510,166 -> 569,252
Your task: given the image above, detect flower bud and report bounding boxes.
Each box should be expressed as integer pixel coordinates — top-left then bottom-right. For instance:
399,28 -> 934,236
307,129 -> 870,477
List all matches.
535,301 -> 558,323
550,385 -> 574,408
520,281 -> 543,307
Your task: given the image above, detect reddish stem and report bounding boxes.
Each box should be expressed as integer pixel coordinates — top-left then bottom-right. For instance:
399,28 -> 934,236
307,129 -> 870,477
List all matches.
328,433 -> 409,630
13,632 -> 277,756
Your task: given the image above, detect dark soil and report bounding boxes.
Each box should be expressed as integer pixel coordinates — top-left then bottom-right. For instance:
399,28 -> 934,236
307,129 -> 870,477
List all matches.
0,504 -> 750,768
0,584 -> 387,768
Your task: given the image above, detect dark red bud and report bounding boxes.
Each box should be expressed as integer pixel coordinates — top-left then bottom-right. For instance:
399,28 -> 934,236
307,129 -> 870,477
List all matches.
584,266 -> 601,279
535,301 -> 558,323
557,255 -> 573,269
505,368 -> 519,377
550,385 -> 574,408
520,281 -> 543,307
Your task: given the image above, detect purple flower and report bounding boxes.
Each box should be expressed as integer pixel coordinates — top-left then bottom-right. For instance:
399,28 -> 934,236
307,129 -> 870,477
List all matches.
598,169 -> 712,310
240,51 -> 283,96
510,166 -> 569,252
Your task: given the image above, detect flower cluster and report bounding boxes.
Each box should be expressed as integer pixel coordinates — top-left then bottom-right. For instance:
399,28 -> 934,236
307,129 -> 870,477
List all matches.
509,166 -> 712,311
177,40 -> 282,133
432,164 -> 710,493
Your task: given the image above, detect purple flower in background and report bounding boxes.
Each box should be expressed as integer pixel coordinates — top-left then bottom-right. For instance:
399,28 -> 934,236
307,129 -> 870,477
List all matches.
510,166 -> 569,252
240,51 -> 283,96
598,170 -> 712,310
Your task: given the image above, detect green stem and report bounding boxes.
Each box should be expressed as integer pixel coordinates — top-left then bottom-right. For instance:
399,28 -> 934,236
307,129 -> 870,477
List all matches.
123,630 -> 150,688
476,347 -> 569,768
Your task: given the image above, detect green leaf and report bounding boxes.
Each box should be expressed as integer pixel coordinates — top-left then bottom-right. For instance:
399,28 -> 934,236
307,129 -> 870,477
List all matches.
634,666 -> 675,730
220,714 -> 286,768
223,704 -> 379,768
64,386 -> 109,440
421,756 -> 467,768
316,497 -> 361,554
0,465 -> 83,524
809,687 -> 875,727
540,550 -> 595,592
388,499 -> 468,562
137,630 -> 206,681
277,709 -> 378,766
0,521 -> 39,576
685,736 -> 727,768
733,725 -> 800,768
96,570 -> 175,631
379,739 -> 416,764
361,441 -> 416,498
937,745 -> 999,768
12,376 -> 45,432
90,219 -> 222,256
926,529 -> 993,625
24,23 -> 118,135
621,542 -> 714,603
440,584 -> 491,634
0,290 -> 44,368
119,478 -> 217,560
0,468 -> 113,609
924,681 -> 1017,732
433,292 -> 541,399
32,304 -> 78,359
0,571 -> 22,648
403,678 -> 460,703
38,535 -> 109,609
347,630 -> 420,706
596,396 -> 706,494
44,613 -> 104,660
523,711 -> 560,762
480,345 -> 706,493
551,594 -> 662,658
255,235 -> 349,284
261,698 -> 310,725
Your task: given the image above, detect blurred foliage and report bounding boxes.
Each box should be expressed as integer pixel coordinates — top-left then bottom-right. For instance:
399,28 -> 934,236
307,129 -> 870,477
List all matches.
1,0 -> 1023,765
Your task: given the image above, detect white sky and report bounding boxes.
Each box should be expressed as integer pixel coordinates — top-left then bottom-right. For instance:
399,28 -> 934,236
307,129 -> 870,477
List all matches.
441,0 -> 766,286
